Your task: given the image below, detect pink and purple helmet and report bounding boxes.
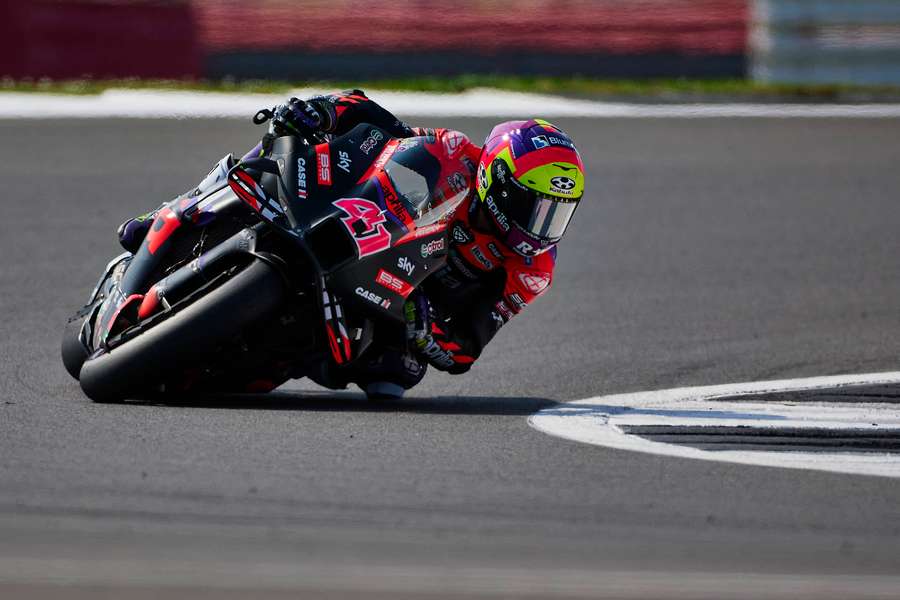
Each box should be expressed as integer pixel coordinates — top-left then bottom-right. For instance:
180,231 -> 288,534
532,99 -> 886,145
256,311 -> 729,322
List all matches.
476,119 -> 585,257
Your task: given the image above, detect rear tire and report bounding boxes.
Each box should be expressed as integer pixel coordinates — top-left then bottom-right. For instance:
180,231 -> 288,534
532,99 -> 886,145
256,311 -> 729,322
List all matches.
79,260 -> 284,403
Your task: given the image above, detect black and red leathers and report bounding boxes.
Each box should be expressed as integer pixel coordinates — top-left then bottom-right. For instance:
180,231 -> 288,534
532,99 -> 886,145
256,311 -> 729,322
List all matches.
308,90 -> 556,375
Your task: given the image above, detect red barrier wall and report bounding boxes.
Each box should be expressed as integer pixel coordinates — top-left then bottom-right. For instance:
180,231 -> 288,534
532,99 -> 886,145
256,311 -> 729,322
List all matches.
194,0 -> 747,55
0,0 -> 747,80
0,1 -> 200,79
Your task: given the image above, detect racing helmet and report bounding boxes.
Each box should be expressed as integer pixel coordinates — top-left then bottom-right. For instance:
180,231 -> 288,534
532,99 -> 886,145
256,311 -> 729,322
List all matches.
476,119 -> 584,257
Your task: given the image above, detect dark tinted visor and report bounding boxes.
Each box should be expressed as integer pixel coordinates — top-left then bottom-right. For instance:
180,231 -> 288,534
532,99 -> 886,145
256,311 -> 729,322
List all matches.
505,180 -> 580,242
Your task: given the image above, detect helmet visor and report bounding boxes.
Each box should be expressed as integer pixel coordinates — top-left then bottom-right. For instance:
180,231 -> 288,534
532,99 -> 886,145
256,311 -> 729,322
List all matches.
521,193 -> 579,242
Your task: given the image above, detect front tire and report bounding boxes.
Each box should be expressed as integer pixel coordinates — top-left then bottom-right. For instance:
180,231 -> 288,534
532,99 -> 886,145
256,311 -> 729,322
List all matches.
79,260 -> 284,402
61,316 -> 90,380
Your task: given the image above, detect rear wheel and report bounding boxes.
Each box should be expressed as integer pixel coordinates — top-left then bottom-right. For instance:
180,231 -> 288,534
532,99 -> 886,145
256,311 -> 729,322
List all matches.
79,260 -> 284,402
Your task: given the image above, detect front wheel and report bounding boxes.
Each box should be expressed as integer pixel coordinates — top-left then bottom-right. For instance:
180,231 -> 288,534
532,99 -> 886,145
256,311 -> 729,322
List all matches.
61,315 -> 90,380
79,260 -> 284,402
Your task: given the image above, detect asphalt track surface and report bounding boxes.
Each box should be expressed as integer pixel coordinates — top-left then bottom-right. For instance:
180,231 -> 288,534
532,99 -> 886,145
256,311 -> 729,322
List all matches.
1,116 -> 899,599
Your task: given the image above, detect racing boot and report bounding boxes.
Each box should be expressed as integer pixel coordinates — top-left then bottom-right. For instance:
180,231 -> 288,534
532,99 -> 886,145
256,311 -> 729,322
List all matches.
356,349 -> 427,401
116,155 -> 237,254
117,208 -> 159,253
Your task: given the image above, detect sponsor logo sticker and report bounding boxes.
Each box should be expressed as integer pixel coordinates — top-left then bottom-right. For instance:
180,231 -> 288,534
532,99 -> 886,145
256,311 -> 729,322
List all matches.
550,175 -> 577,195
382,182 -> 408,220
376,269 -> 415,298
531,135 -> 549,149
297,157 -> 307,198
495,162 -> 508,184
495,300 -> 513,321
420,339 -> 455,369
485,195 -> 510,232
360,129 -> 385,155
443,131 -> 469,156
447,172 -> 468,195
355,286 -> 391,309
477,163 -> 489,191
550,176 -> 576,191
337,150 -> 352,173
470,246 -> 493,270
508,293 -> 527,310
420,238 -> 446,258
517,271 -> 550,295
371,145 -> 394,173
317,151 -> 331,186
547,135 -> 575,148
451,224 -> 472,244
397,256 -> 415,276
396,138 -> 418,152
533,134 -> 575,150
515,240 -> 536,255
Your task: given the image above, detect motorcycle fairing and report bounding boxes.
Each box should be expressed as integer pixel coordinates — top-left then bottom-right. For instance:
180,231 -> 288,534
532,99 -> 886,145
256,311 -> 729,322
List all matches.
228,167 -> 289,227
89,124 -> 473,379
251,125 -> 473,324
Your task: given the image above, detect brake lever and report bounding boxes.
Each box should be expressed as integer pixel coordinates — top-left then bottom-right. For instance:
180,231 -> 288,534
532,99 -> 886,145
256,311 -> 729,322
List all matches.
253,108 -> 274,125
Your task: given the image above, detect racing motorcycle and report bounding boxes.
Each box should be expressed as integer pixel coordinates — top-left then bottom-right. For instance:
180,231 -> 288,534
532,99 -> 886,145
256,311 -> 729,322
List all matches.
61,120 -> 472,402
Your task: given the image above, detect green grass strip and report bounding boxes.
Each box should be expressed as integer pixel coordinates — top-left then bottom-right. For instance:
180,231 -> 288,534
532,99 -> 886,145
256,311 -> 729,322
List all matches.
3,76 -> 900,101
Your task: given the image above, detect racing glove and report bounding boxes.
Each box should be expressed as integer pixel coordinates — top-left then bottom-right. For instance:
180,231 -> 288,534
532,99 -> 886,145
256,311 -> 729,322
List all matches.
303,89 -> 413,138
405,295 -> 475,374
269,97 -> 324,138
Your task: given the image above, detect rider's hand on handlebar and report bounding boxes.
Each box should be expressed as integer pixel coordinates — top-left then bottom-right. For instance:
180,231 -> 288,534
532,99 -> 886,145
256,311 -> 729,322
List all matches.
270,98 -> 323,139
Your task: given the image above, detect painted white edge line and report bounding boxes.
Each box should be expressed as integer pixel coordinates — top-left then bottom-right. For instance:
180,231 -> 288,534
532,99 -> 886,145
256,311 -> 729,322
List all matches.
2,88 -> 900,118
528,372 -> 900,478
4,556 -> 900,597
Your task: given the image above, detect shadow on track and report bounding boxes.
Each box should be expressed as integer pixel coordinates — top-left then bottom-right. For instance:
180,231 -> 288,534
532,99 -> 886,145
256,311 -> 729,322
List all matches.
115,390 -> 556,416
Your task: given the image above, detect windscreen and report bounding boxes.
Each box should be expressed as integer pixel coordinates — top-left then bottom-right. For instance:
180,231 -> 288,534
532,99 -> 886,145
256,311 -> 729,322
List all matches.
383,139 -> 471,228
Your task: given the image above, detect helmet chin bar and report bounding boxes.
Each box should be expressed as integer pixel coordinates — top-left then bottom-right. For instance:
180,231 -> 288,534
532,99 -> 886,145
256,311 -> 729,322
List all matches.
505,223 -> 555,257
474,199 -> 553,258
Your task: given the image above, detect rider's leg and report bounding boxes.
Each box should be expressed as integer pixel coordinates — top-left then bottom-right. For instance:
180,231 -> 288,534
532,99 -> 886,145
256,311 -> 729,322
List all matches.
117,208 -> 160,253
117,154 -> 236,253
308,346 -> 426,400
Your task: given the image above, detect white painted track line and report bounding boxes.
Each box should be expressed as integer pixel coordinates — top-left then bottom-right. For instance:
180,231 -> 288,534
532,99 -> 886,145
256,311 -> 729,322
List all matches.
2,89 -> 900,118
4,556 -> 900,599
529,372 -> 900,478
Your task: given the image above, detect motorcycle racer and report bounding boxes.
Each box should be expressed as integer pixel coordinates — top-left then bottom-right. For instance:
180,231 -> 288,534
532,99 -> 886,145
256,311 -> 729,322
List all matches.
118,90 -> 585,399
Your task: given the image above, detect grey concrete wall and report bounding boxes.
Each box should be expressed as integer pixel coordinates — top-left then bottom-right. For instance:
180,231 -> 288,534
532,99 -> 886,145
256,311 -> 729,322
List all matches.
751,0 -> 900,84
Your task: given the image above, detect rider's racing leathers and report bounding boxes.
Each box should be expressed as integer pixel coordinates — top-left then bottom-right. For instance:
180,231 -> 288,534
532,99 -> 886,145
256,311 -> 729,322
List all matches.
300,91 -> 556,388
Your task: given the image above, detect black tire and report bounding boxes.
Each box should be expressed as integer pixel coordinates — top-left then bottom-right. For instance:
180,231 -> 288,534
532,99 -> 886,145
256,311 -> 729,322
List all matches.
79,260 -> 284,403
61,316 -> 90,380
